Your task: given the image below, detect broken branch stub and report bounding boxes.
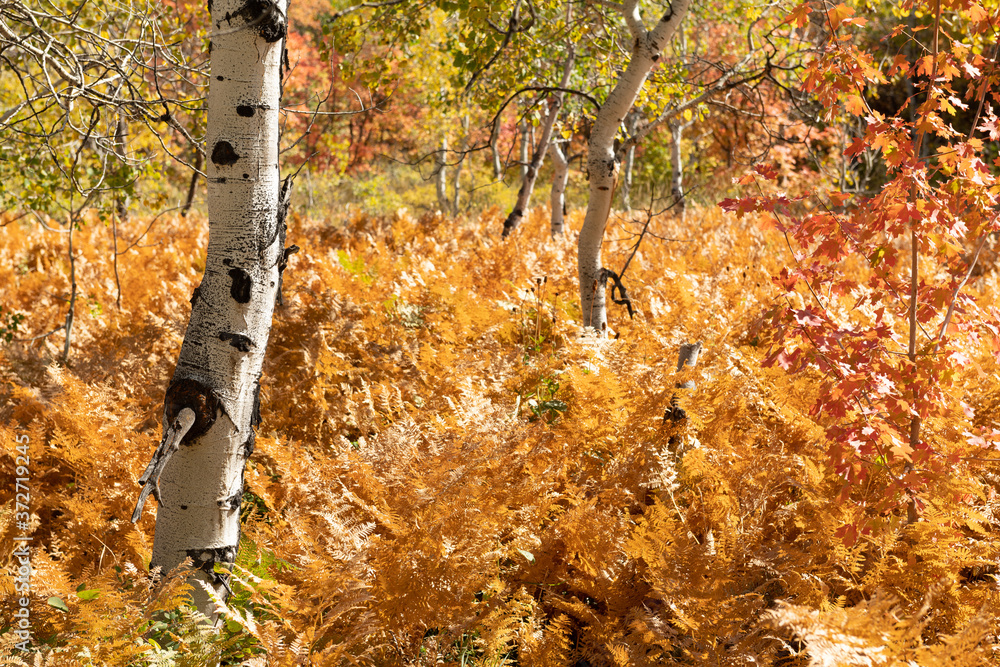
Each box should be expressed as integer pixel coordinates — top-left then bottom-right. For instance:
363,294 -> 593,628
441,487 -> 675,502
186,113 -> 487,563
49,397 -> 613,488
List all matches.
676,341 -> 702,373
131,407 -> 196,523
665,341 -> 703,421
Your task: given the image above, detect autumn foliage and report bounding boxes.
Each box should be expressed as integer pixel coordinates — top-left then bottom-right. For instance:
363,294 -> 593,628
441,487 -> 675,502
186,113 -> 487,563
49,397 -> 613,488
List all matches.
1,197 -> 999,665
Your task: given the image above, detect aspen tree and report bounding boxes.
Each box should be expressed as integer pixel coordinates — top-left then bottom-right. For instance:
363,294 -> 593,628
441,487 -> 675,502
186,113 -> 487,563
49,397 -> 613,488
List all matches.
132,0 -> 294,616
578,0 -> 690,332
549,139 -> 570,237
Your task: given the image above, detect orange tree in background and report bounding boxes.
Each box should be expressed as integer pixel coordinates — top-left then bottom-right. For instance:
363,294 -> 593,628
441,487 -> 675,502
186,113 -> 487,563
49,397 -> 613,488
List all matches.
724,0 -> 1000,540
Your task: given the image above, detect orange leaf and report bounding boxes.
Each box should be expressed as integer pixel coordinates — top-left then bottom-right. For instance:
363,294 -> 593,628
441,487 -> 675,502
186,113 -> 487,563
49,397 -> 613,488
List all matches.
968,3 -> 988,22
844,94 -> 866,116
826,3 -> 854,31
782,2 -> 812,27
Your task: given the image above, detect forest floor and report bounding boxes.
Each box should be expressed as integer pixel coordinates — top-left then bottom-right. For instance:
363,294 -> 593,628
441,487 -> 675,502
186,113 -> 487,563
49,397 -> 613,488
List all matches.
1,203 -> 999,665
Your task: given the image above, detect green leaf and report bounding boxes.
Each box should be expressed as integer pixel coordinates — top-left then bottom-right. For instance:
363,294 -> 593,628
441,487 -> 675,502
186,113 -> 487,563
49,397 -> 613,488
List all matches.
76,589 -> 100,601
48,596 -> 69,612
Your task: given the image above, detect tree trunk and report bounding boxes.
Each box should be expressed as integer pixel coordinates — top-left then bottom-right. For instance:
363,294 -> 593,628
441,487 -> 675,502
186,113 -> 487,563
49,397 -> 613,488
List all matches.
669,119 -> 686,219
620,111 -> 639,212
450,151 -> 463,216
578,0 -> 690,332
135,0 -> 290,618
451,114 -> 469,216
181,149 -> 203,218
115,116 -> 129,221
518,118 -> 530,182
435,137 -> 449,214
491,134 -> 503,180
549,140 -> 569,237
502,47 -> 575,238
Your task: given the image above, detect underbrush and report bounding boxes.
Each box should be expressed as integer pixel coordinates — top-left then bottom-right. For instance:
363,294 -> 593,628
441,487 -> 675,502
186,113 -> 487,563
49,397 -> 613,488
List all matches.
0,204 -> 998,665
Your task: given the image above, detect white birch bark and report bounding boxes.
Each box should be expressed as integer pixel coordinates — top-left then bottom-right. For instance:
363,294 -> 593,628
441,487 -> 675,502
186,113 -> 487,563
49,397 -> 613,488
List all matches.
578,0 -> 690,332
136,0 -> 290,617
502,47 -> 574,238
450,152 -> 463,216
549,139 -> 569,237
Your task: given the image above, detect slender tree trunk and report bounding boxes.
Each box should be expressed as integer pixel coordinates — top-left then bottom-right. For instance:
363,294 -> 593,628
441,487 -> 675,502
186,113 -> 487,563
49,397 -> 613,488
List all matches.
549,140 -> 569,237
491,134 -> 503,180
435,137 -> 449,214
450,152 -> 463,216
668,119 -> 686,219
502,47 -> 575,238
620,111 -> 639,212
451,114 -> 469,216
134,0 -> 291,618
305,165 -> 315,211
62,218 -> 76,363
519,118 -> 530,182
115,116 -> 129,221
529,123 -> 535,163
181,149 -> 203,217
578,0 -> 690,332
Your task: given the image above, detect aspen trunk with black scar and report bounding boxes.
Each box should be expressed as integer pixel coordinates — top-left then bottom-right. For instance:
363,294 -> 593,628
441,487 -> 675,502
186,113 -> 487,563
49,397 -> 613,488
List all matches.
131,0 -> 292,618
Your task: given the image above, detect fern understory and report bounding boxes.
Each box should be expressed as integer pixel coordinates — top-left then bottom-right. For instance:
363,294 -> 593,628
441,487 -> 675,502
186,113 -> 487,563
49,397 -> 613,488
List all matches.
1,204 -> 999,666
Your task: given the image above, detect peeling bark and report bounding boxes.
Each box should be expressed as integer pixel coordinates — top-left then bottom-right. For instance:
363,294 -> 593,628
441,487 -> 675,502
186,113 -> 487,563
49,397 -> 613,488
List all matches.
135,0 -> 290,619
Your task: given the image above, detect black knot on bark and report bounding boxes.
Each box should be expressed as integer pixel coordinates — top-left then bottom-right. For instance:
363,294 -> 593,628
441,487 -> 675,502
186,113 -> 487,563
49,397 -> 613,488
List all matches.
237,0 -> 286,43
229,267 -> 252,303
211,140 -> 239,166
252,380 -> 262,428
598,267 -> 635,319
185,545 -> 237,594
164,377 -> 222,443
219,331 -> 254,352
236,105 -> 256,117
